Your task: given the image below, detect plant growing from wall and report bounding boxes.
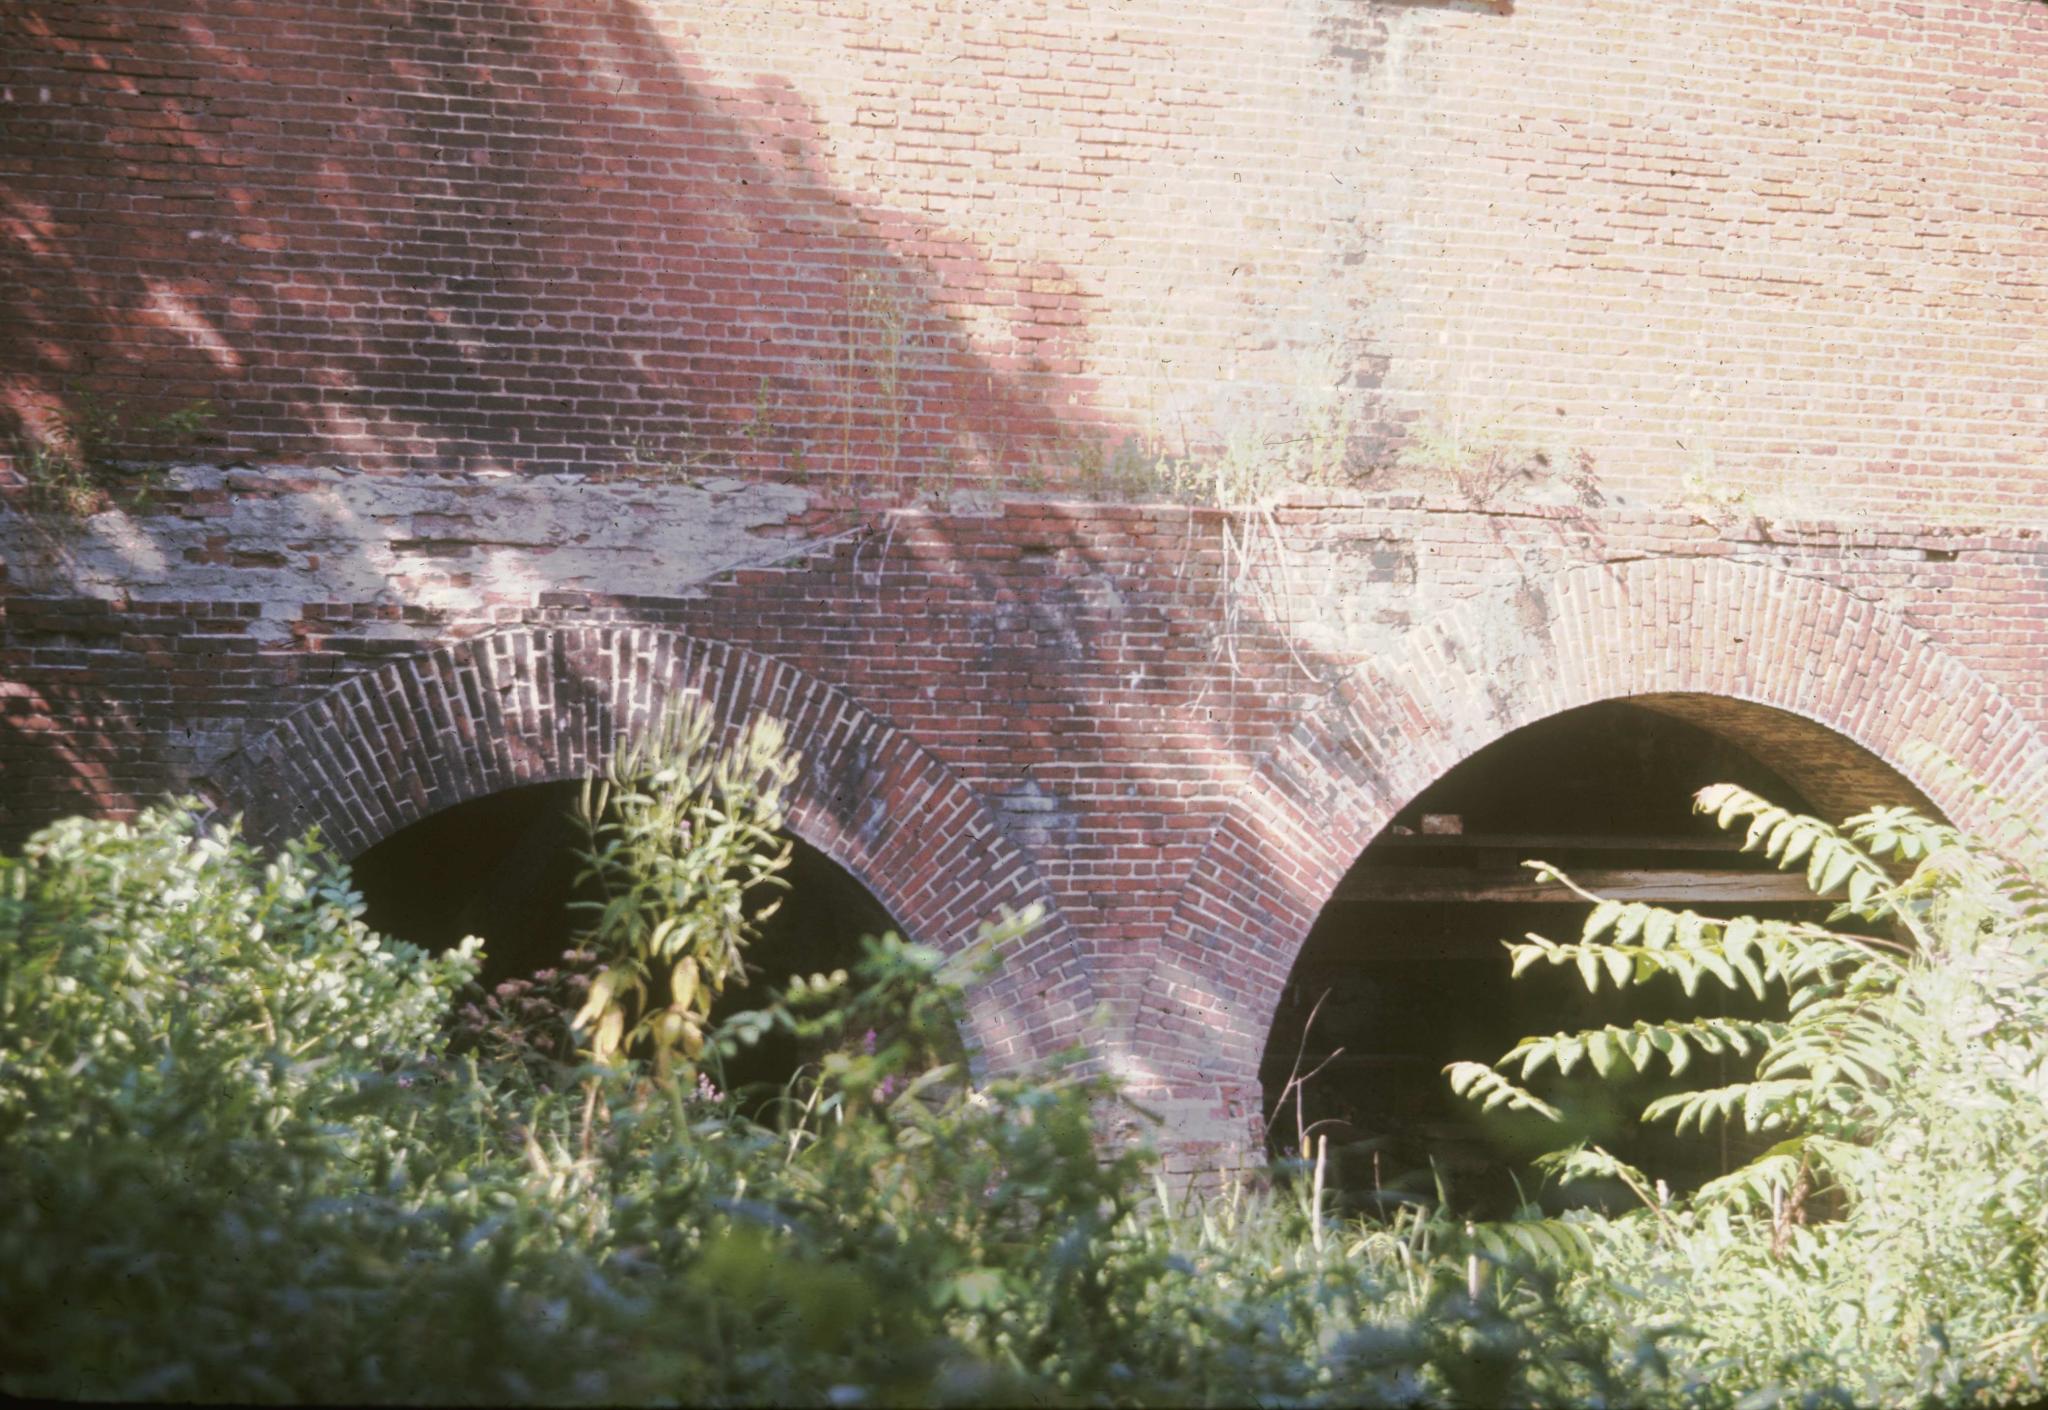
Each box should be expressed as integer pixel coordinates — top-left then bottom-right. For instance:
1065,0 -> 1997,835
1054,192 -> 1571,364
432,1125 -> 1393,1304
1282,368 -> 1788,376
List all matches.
1063,348 -> 1371,689
838,268 -> 914,488
7,387 -> 213,515
1394,412 -> 1597,508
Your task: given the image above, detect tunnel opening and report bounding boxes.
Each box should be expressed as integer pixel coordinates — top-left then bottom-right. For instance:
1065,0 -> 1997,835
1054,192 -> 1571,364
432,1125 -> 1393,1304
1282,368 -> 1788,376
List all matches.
1260,698 -> 1925,1219
349,779 -> 921,1106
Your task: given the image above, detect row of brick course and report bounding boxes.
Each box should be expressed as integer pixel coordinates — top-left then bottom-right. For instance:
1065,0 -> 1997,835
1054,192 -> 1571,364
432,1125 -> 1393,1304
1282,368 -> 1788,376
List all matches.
7,0 -> 2046,514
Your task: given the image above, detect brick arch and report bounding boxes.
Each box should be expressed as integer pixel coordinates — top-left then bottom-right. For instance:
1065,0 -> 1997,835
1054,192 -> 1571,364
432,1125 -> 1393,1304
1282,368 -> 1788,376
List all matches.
1133,556 -> 2048,1134
202,626 -> 1094,1070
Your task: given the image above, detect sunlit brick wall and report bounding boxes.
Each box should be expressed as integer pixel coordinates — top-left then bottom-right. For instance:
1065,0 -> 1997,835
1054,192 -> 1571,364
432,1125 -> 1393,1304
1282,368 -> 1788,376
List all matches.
6,0 -> 2046,513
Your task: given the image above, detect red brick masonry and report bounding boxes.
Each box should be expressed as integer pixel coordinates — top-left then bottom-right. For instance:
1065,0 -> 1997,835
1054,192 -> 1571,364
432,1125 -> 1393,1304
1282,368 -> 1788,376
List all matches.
9,492 -> 2047,1163
6,0 -> 2048,1164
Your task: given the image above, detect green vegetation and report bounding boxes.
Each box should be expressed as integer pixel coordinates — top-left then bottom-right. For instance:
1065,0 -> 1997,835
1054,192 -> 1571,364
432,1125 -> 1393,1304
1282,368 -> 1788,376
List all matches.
5,705 -> 2048,1404
1454,784 -> 2048,1405
8,386 -> 214,514
1392,412 -> 1598,507
0,799 -> 1503,1407
567,702 -> 796,1074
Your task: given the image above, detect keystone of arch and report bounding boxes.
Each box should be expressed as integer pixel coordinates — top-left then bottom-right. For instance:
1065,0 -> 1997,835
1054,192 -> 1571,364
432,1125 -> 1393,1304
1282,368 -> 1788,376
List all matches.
201,626 -> 1095,1071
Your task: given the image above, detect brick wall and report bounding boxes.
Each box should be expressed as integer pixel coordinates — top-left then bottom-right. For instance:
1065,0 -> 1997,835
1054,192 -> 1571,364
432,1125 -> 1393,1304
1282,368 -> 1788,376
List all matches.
7,0 -> 2047,512
7,485 -> 2048,1163
7,0 -> 2048,1165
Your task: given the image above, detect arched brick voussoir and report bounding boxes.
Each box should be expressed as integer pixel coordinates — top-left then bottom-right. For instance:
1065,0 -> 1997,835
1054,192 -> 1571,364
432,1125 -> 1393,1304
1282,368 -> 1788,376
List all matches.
1134,555 -> 2048,1118
200,626 -> 1095,1072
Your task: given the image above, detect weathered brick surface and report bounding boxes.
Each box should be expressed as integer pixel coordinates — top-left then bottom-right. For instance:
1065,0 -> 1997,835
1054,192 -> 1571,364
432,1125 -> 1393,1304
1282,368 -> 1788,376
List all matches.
6,0 -> 2048,511
7,488 -> 2048,1161
7,0 -> 2048,1163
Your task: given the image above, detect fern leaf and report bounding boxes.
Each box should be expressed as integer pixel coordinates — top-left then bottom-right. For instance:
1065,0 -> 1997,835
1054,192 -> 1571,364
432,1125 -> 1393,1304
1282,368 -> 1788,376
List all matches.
1811,841 -> 1854,896
1695,946 -> 1737,992
1584,898 -> 1624,942
1613,903 -> 1649,947
1466,1216 -> 1595,1268
1649,1026 -> 1689,1076
1644,1078 -> 1804,1135
1602,945 -> 1633,987
1554,1034 -> 1587,1076
1692,1146 -> 1805,1213
1587,1027 -> 1618,1077
1506,935 -> 1556,979
1740,1079 -> 1806,1133
1509,1017 -> 1777,1082
1845,805 -> 1957,867
1729,947 -> 1768,1001
1643,1083 -> 1745,1135
1575,944 -> 1603,993
1671,952 -> 1702,998
1535,1143 -> 1652,1195
1445,1061 -> 1562,1120
1698,782 -> 1763,830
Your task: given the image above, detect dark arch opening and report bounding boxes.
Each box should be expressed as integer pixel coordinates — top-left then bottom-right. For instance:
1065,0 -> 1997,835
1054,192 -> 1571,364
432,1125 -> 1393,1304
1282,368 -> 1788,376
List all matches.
348,780 -> 910,1103
1260,698 -> 1926,1218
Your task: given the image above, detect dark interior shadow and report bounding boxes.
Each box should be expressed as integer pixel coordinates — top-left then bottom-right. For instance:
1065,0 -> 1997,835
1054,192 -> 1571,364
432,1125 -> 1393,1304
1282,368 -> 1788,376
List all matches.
350,777 -> 940,1108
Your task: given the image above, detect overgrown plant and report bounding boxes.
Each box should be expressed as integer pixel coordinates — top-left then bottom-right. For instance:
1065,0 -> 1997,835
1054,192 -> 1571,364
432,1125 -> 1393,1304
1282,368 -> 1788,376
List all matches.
0,776 -> 1679,1406
1451,782 -> 2048,1403
19,752 -> 2048,1402
839,268 -> 913,486
0,799 -> 1613,1407
570,698 -> 795,1073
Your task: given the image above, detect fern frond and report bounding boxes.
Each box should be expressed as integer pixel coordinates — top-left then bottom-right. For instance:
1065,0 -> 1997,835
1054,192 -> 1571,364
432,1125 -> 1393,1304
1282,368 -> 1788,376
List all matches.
1533,1142 -> 1652,1193
1758,1026 -> 1903,1095
1691,1142 -> 1806,1213
1801,1133 -> 1884,1193
1505,919 -> 1835,1000
1465,1215 -> 1596,1268
1841,804 -> 1958,866
1641,1078 -> 1807,1135
1444,1061 -> 1562,1120
1504,1015 -> 1785,1080
1696,783 -> 1892,906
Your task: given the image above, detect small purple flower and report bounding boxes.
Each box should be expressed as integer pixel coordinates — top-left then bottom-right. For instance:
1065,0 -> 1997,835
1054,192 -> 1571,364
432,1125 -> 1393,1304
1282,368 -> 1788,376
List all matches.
862,1028 -> 878,1056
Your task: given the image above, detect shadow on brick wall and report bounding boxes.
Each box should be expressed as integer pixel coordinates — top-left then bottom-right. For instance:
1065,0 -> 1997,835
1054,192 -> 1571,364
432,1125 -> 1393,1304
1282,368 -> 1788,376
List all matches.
0,605 -> 150,847
1,0 -> 1093,491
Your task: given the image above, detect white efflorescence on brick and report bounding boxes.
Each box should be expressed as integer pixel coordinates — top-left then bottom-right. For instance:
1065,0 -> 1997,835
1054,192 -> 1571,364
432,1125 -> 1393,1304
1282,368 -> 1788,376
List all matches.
0,465 -> 817,629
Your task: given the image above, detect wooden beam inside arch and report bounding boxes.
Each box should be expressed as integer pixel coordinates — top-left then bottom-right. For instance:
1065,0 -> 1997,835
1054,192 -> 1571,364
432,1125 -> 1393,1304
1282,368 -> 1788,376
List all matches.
1332,866 -> 1820,905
